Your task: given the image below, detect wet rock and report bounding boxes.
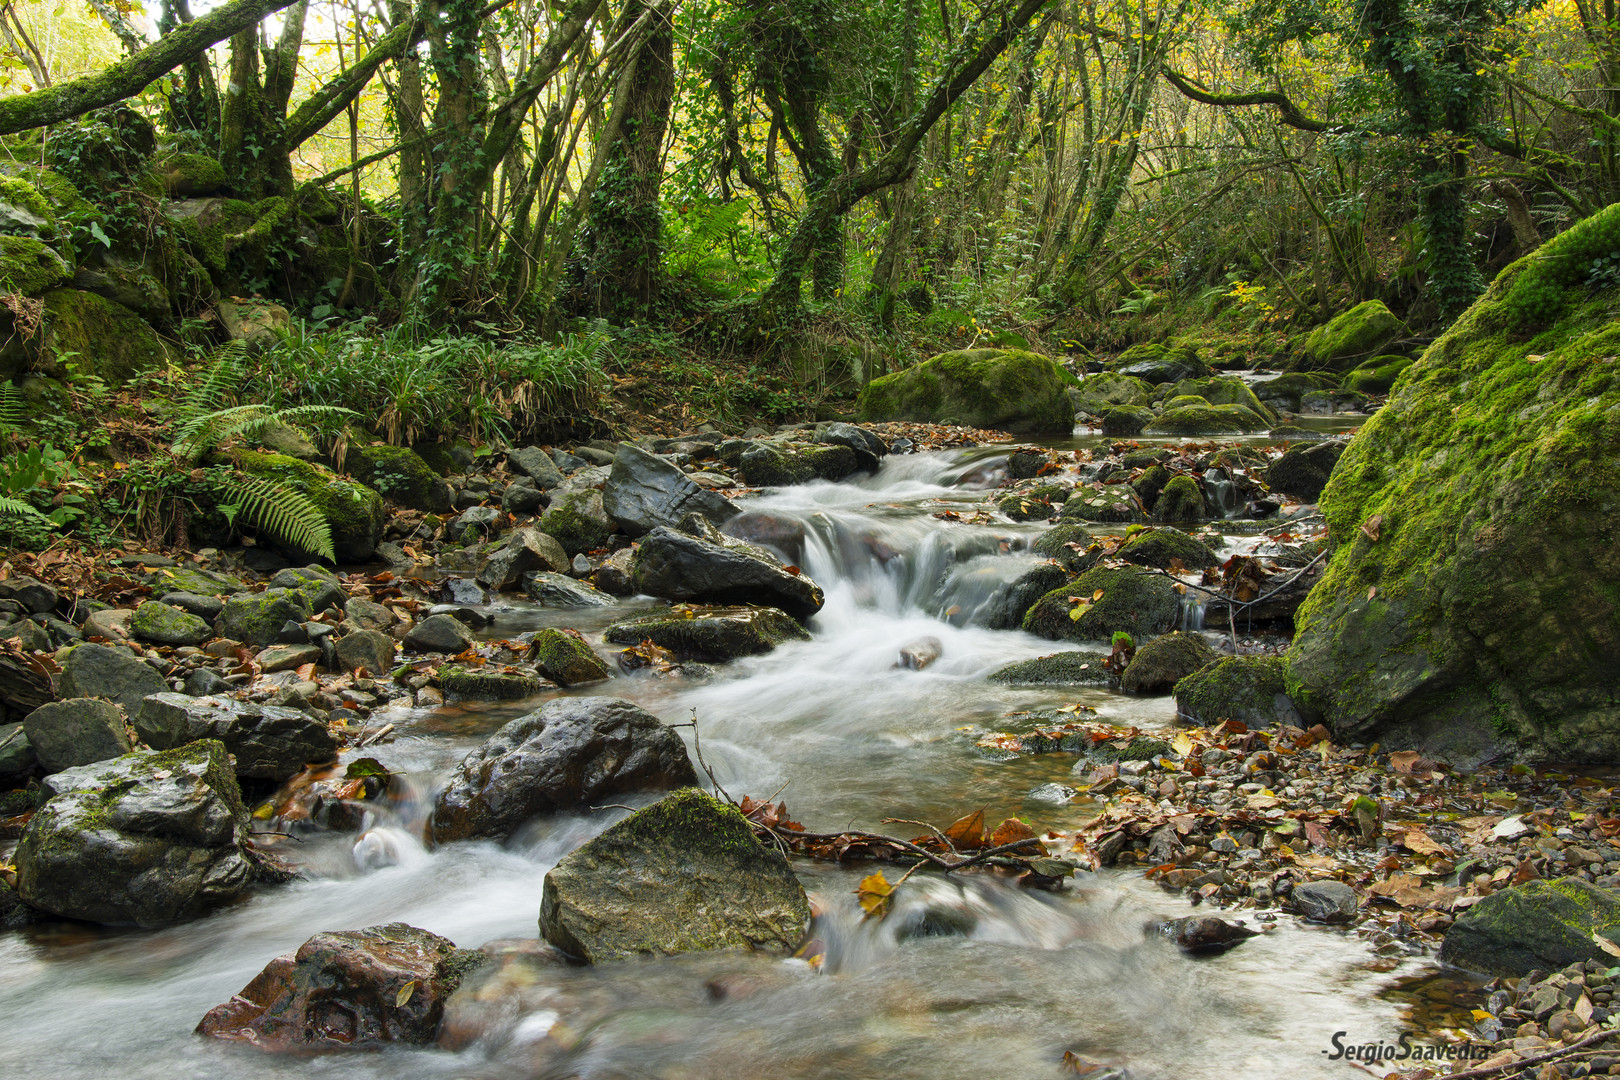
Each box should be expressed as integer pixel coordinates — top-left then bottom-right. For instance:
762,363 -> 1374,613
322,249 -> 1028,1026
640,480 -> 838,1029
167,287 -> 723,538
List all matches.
1145,915 -> 1260,955
894,901 -> 979,942
440,577 -> 486,606
1153,475 -> 1206,522
57,642 -> 167,715
1027,783 -> 1078,804
256,643 -> 320,672
1288,880 -> 1358,924
134,692 -> 337,782
815,422 -> 886,470
1117,527 -> 1219,571
1119,632 -> 1218,694
453,506 -> 501,536
183,667 -> 231,696
632,526 -> 825,620
23,697 -> 131,770
1031,522 -> 1098,574
339,597 -> 397,634
333,629 -> 396,675
501,480 -> 546,515
539,788 -> 810,963
196,923 -> 487,1050
508,446 -> 565,489
1264,439 -> 1345,502
538,488 -> 615,556
987,651 -> 1115,686
604,605 -> 808,662
593,547 -> 638,596
1059,484 -> 1140,523
404,614 -> 475,654
267,566 -> 347,614
0,575 -> 57,614
528,628 -> 612,685
521,570 -> 614,607
436,664 -> 548,701
898,636 -> 943,670
160,591 -> 225,621
1296,300 -> 1408,373
1174,655 -> 1301,729
602,443 -> 739,537
1440,878 -> 1620,977
215,589 -> 314,648
0,720 -> 36,778
1022,565 -> 1180,643
428,697 -> 697,843
1111,343 -> 1211,384
14,740 -> 255,926
476,527 -> 570,591
346,445 -> 453,514
740,443 -> 860,486
722,512 -> 807,563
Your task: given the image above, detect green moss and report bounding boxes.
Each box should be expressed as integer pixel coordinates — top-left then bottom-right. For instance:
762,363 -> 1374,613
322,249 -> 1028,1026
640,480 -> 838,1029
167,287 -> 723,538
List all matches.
346,445 -> 450,513
1166,394 -> 1211,409
1144,403 -> 1268,435
0,236 -> 68,295
529,627 -> 611,685
1173,655 -> 1288,726
1154,476 -> 1205,522
437,664 -> 547,700
986,651 -> 1114,685
153,153 -> 225,197
0,164 -> 94,220
1117,526 -> 1218,569
0,177 -> 57,238
40,288 -> 166,382
1343,355 -> 1416,395
1060,483 -> 1140,523
1100,405 -> 1152,435
603,605 -> 809,660
1021,564 -> 1180,642
539,489 -> 613,555
1032,522 -> 1096,572
1072,371 -> 1153,412
856,348 -> 1075,432
1119,631 -> 1218,693
1090,735 -> 1172,763
1299,300 -> 1408,372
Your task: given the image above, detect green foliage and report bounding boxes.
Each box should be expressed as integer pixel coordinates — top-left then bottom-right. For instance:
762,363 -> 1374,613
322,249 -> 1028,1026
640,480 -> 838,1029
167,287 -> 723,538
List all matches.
1500,212 -> 1620,328
210,473 -> 337,562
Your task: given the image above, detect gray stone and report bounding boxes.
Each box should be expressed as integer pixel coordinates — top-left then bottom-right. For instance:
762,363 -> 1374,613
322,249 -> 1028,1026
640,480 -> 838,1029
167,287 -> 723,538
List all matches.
0,617 -> 49,651
160,591 -> 225,621
0,721 -> 35,777
631,526 -> 824,620
255,643 -> 321,672
521,571 -> 614,607
134,692 -> 337,782
1288,880 -> 1359,924
476,527 -> 570,591
404,613 -> 475,654
129,600 -> 213,646
507,446 -> 565,489
602,443 -> 740,538
539,789 -> 810,963
14,740 -> 255,926
339,597 -> 396,633
81,607 -> 134,640
183,667 -> 231,696
214,589 -> 314,648
428,697 -> 697,842
0,575 -> 56,614
23,697 -> 131,771
1439,878 -> 1620,977
539,488 -> 615,556
58,642 -> 168,715
604,605 -> 809,661
501,481 -> 546,515
266,566 -> 347,614
453,506 -> 501,534
334,630 -> 396,675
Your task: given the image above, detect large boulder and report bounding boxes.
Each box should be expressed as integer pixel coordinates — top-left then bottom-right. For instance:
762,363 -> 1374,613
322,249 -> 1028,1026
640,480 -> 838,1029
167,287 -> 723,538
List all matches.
1265,439 -> 1346,502
632,525 -> 825,620
979,562 -> 1070,631
134,693 -> 338,782
856,348 -> 1075,433
539,788 -> 810,963
57,641 -> 168,714
1117,527 -> 1219,571
428,697 -> 698,843
602,443 -> 739,536
37,288 -> 167,384
1174,655 -> 1301,729
13,741 -> 256,926
1144,404 -> 1269,436
1296,300 -> 1408,373
1119,632 -> 1218,693
23,697 -> 131,770
1071,371 -> 1153,415
986,651 -> 1114,686
604,605 -> 810,660
234,451 -> 385,562
1110,342 -> 1211,384
1343,354 -> 1416,395
1021,565 -> 1180,643
197,923 -> 486,1049
738,442 -> 860,486
215,588 -> 313,648
1286,208 -> 1620,761
1439,878 -> 1620,977
346,445 -> 453,513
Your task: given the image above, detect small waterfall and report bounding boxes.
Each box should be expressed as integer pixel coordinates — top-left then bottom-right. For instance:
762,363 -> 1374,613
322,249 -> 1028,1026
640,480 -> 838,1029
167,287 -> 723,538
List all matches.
1177,589 -> 1207,632
1201,468 -> 1244,519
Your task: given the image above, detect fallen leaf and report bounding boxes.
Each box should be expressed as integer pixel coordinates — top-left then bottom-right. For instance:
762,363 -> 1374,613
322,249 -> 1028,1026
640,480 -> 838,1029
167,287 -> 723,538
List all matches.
944,809 -> 988,850
396,980 -> 417,1007
857,871 -> 894,918
1593,932 -> 1620,959
1360,514 -> 1383,543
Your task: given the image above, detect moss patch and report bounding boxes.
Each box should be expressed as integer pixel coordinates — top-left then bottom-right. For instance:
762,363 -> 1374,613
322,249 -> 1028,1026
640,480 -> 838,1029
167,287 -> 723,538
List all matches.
1021,564 -> 1180,643
40,288 -> 166,383
856,348 -> 1076,432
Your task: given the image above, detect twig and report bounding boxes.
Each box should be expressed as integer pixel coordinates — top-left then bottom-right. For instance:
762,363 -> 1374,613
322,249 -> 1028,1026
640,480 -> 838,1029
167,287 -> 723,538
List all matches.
941,838 -> 1047,873
882,817 -> 958,855
358,723 -> 394,747
674,710 -> 732,805
1432,1027 -> 1612,1079
765,824 -> 957,870
589,803 -> 638,813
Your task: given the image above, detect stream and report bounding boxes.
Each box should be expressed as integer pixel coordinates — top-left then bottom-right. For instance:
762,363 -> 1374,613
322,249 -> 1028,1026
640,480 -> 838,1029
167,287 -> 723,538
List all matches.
0,430 -> 1436,1079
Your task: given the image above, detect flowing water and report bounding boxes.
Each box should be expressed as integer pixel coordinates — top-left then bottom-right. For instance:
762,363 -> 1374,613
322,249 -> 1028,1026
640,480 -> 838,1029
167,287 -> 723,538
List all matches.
0,439 -> 1425,1080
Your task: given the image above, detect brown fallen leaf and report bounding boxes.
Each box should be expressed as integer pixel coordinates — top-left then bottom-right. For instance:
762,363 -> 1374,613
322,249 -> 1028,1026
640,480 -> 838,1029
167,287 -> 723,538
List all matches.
1360,514 -> 1383,542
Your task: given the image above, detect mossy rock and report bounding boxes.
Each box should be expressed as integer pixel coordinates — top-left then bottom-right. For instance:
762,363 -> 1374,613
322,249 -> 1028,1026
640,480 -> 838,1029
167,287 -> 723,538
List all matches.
0,176 -> 57,239
1174,654 -> 1297,728
1287,202 -> 1620,761
986,651 -> 1114,686
603,605 -> 809,661
1202,446 -> 1269,472
1119,632 -> 1217,693
0,236 -> 69,296
1099,405 -> 1153,435
1165,394 -> 1211,410
1032,522 -> 1095,572
1060,483 -> 1140,523
1071,371 -> 1153,413
1089,735 -> 1173,763
1154,476 -> 1205,522
232,450 -> 385,562
539,488 -> 615,556
1117,527 -> 1218,570
1343,355 -> 1416,395
413,440 -> 473,476
1300,388 -> 1371,413
1438,878 -> 1620,977
1297,300 -> 1408,373
150,566 -> 247,597
1265,439 -> 1346,502
437,664 -> 549,701
1254,372 -> 1340,411
1110,343 -> 1212,384
1122,448 -> 1170,470
529,628 -> 612,686
1132,464 -> 1172,511
0,164 -> 94,220
856,348 -> 1076,433
38,288 -> 167,384
1144,403 -> 1268,436
997,487 -> 1062,522
1169,376 -> 1277,423
214,588 -> 312,647
346,445 -> 452,513
129,601 -> 212,646
154,153 -> 226,198
1021,564 -> 1180,643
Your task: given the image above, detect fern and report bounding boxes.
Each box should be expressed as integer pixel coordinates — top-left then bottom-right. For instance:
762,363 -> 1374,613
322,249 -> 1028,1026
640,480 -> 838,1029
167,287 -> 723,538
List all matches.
173,403 -> 357,463
211,474 -> 336,562
178,355 -> 244,420
0,495 -> 51,523
0,383 -> 22,432
670,200 -> 750,280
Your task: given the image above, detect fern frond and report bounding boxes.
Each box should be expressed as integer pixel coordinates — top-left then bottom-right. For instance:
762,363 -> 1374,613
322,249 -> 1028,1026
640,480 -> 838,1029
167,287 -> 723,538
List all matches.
174,404 -> 357,462
211,474 -> 336,562
0,495 -> 51,523
179,357 -> 242,422
0,382 -> 23,431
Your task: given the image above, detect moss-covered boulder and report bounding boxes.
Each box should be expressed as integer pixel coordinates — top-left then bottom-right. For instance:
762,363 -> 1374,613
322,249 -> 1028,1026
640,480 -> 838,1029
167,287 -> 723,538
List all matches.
539,488 -> 615,556
1110,342 -> 1211,384
1170,376 -> 1276,422
1343,354 -> 1416,395
986,651 -> 1115,686
437,664 -> 549,701
1296,300 -> 1408,373
155,152 -> 226,198
1118,527 -> 1218,570
1021,565 -> 1180,643
1119,632 -> 1217,693
346,445 -> 452,513
0,174 -> 65,236
1060,483 -> 1140,523
529,628 -> 612,686
0,235 -> 69,297
233,450 -> 385,562
1164,394 -> 1211,410
1071,371 -> 1152,414
1032,522 -> 1095,572
1174,654 -> 1298,728
1439,878 -> 1620,977
130,600 -> 212,646
1300,388 -> 1371,413
1287,205 -> 1620,761
1154,476 -> 1206,522
856,348 -> 1076,433
996,485 -> 1064,521
1144,403 -> 1269,436
603,605 -> 809,661
1095,405 -> 1149,436
38,288 -> 168,385
215,588 -> 313,647
1265,439 -> 1346,502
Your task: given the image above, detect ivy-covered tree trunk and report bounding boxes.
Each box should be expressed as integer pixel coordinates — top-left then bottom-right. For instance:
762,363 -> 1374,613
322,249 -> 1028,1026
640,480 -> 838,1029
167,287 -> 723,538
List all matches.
585,0 -> 674,319
217,1 -> 306,197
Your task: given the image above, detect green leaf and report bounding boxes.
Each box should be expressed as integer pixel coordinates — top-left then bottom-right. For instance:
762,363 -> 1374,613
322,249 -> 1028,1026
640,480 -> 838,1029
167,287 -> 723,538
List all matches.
88,221 -> 112,248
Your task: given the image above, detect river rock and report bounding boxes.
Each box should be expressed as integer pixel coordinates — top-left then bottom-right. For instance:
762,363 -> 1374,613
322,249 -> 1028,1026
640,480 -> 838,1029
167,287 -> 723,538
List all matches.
987,651 -> 1115,686
215,589 -> 314,648
721,512 -> 806,562
22,697 -> 130,770
508,445 -> 565,488
856,348 -> 1076,433
436,664 -> 548,700
57,642 -> 167,715
1145,915 -> 1259,955
1145,404 -> 1269,437
0,721 -> 36,777
632,525 -> 824,620
126,600 -> 210,645
1119,632 -> 1217,693
476,526 -> 570,591
0,575 -> 56,614
196,923 -> 487,1050
134,693 -> 337,782
428,697 -> 698,842
267,566 -> 348,614
1288,880 -> 1358,924
603,605 -> 809,661
981,563 -> 1071,631
1110,342 -> 1212,384
1022,565 -> 1180,643
539,788 -> 810,963
521,570 -> 614,607
897,636 -> 942,670
1265,439 -> 1346,502
602,443 -> 739,537
1116,527 -> 1219,571
14,740 -> 255,926
528,628 -> 612,685
592,547 -> 638,596
404,613 -> 475,654
1295,300 -> 1408,372
1174,655 -> 1301,728
815,422 -> 886,470
538,487 -> 615,556
333,629 -> 396,674
1438,878 -> 1620,977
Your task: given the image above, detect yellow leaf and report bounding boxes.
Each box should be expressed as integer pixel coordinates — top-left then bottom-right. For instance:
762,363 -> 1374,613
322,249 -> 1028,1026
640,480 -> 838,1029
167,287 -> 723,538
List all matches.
1171,732 -> 1193,756
857,872 -> 894,918
396,980 -> 417,1007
